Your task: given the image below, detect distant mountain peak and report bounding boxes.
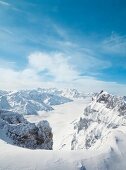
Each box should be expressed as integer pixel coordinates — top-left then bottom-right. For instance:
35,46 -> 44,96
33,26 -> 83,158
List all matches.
0,88 -> 87,115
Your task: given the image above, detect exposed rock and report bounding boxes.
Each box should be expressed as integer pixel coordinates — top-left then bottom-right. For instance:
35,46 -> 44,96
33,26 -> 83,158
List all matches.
0,110 -> 53,150
71,91 -> 126,150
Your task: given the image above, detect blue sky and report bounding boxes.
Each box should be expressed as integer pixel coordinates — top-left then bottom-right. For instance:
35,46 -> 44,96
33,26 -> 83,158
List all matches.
0,0 -> 126,94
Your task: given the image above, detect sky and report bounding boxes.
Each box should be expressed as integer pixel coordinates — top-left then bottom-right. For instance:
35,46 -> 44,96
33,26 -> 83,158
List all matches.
0,0 -> 126,95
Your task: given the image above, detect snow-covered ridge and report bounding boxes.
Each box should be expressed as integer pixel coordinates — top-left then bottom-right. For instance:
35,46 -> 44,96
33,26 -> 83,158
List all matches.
0,88 -> 83,115
0,88 -> 88,115
93,91 -> 126,115
1,91 -> 126,169
72,91 -> 126,150
0,109 -> 53,150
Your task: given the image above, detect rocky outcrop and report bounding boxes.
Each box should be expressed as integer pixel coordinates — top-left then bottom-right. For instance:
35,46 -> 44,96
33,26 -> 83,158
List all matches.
71,91 -> 126,150
0,110 -> 53,150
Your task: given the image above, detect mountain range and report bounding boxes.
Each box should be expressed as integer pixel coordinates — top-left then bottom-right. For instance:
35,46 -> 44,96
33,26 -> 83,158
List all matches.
1,89 -> 126,169
0,88 -> 86,115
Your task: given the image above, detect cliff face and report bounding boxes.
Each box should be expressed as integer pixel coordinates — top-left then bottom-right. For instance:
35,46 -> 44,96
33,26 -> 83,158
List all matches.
0,110 -> 53,150
71,91 -> 126,150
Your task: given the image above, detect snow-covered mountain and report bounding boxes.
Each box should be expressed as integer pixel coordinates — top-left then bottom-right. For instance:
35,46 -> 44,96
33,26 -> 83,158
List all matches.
60,88 -> 89,99
0,88 -> 87,115
0,88 -> 81,115
1,90 -> 126,169
71,91 -> 126,150
0,109 -> 53,150
36,88 -> 88,99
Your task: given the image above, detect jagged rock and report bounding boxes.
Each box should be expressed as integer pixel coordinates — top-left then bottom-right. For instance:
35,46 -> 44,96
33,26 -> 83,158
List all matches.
71,91 -> 126,150
94,91 -> 126,115
0,110 -> 53,150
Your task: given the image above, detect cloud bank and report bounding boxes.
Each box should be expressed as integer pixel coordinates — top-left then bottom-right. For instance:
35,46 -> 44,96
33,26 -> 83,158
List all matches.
0,51 -> 126,96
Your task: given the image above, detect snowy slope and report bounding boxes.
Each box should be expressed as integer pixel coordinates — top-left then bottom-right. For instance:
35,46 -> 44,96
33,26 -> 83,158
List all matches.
72,91 -> 126,151
1,95 -> 126,170
1,91 -> 126,170
1,136 -> 126,170
61,88 -> 91,99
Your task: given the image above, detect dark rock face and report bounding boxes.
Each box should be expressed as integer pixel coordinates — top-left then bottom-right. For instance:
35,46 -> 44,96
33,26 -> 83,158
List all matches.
0,110 -> 53,150
0,110 -> 27,124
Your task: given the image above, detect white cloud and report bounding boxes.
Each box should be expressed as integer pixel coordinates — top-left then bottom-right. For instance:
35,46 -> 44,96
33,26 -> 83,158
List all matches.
72,77 -> 126,96
0,51 -> 126,96
0,66 -> 55,90
0,67 -> 126,96
0,52 -> 79,90
28,52 -> 78,81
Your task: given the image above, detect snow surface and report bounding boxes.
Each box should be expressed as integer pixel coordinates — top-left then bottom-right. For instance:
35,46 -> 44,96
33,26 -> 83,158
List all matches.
25,98 -> 90,150
1,91 -> 126,169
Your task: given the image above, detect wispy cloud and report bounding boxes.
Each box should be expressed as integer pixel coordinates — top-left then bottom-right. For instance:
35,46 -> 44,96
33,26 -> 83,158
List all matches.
0,0 -> 10,6
0,0 -> 25,13
0,27 -> 13,35
102,32 -> 126,56
0,20 -> 111,73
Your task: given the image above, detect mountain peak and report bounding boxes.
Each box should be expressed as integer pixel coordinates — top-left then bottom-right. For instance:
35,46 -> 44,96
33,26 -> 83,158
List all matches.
0,88 -> 87,115
71,91 -> 126,150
